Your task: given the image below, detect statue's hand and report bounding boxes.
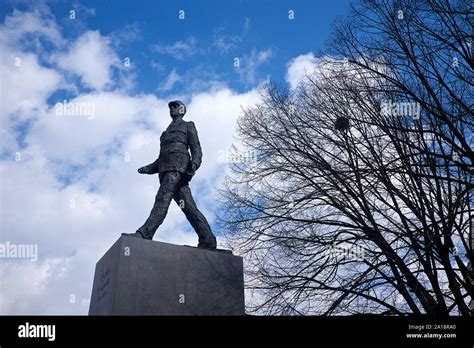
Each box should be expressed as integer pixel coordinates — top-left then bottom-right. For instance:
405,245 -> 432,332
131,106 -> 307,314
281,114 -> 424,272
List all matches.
138,166 -> 150,174
189,163 -> 198,173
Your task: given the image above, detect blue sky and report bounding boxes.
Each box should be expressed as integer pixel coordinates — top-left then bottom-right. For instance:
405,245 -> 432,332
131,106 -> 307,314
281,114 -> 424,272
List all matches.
0,0 -> 351,314
2,0 -> 351,95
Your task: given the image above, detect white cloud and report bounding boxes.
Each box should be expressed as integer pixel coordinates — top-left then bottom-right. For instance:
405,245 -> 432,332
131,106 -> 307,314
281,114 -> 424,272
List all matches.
151,36 -> 197,60
0,9 -> 63,155
285,52 -> 318,89
27,92 -> 166,163
213,36 -> 239,54
0,8 -> 63,119
212,18 -> 250,54
109,23 -> 140,47
0,51 -> 62,121
70,4 -> 96,18
0,258 -> 71,314
187,87 -> 261,178
150,60 -> 165,72
237,48 -> 272,85
158,68 -> 181,91
55,30 -> 119,91
0,8 -> 62,49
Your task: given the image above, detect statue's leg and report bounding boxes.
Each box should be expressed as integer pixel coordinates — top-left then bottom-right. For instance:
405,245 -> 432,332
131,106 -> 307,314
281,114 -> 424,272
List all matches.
173,184 -> 217,249
135,171 -> 182,239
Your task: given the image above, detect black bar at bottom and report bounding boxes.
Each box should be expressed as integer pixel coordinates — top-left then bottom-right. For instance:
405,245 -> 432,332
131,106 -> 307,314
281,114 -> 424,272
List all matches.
0,315 -> 472,346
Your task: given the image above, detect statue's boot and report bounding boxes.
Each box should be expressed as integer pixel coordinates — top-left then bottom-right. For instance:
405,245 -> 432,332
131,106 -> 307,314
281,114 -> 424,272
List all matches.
198,235 -> 217,250
121,231 -> 151,239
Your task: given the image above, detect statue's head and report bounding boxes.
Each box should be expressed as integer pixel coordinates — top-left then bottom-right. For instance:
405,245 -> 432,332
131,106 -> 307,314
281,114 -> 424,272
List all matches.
168,100 -> 186,119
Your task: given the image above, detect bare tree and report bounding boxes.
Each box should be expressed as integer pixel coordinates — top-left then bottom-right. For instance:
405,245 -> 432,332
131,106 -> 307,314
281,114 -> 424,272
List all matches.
218,0 -> 473,315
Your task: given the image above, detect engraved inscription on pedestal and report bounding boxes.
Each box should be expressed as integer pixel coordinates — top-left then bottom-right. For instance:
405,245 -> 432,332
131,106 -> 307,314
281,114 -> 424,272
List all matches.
96,267 -> 110,302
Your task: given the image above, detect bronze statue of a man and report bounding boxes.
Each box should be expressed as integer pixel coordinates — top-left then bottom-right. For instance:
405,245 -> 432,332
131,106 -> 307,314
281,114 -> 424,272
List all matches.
122,100 -> 217,249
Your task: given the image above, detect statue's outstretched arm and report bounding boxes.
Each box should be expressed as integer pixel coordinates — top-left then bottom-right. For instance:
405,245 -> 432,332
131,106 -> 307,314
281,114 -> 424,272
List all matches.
138,158 -> 159,174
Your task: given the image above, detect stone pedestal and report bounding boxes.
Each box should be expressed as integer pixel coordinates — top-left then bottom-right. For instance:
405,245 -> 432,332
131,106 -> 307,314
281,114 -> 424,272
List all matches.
88,236 -> 245,315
